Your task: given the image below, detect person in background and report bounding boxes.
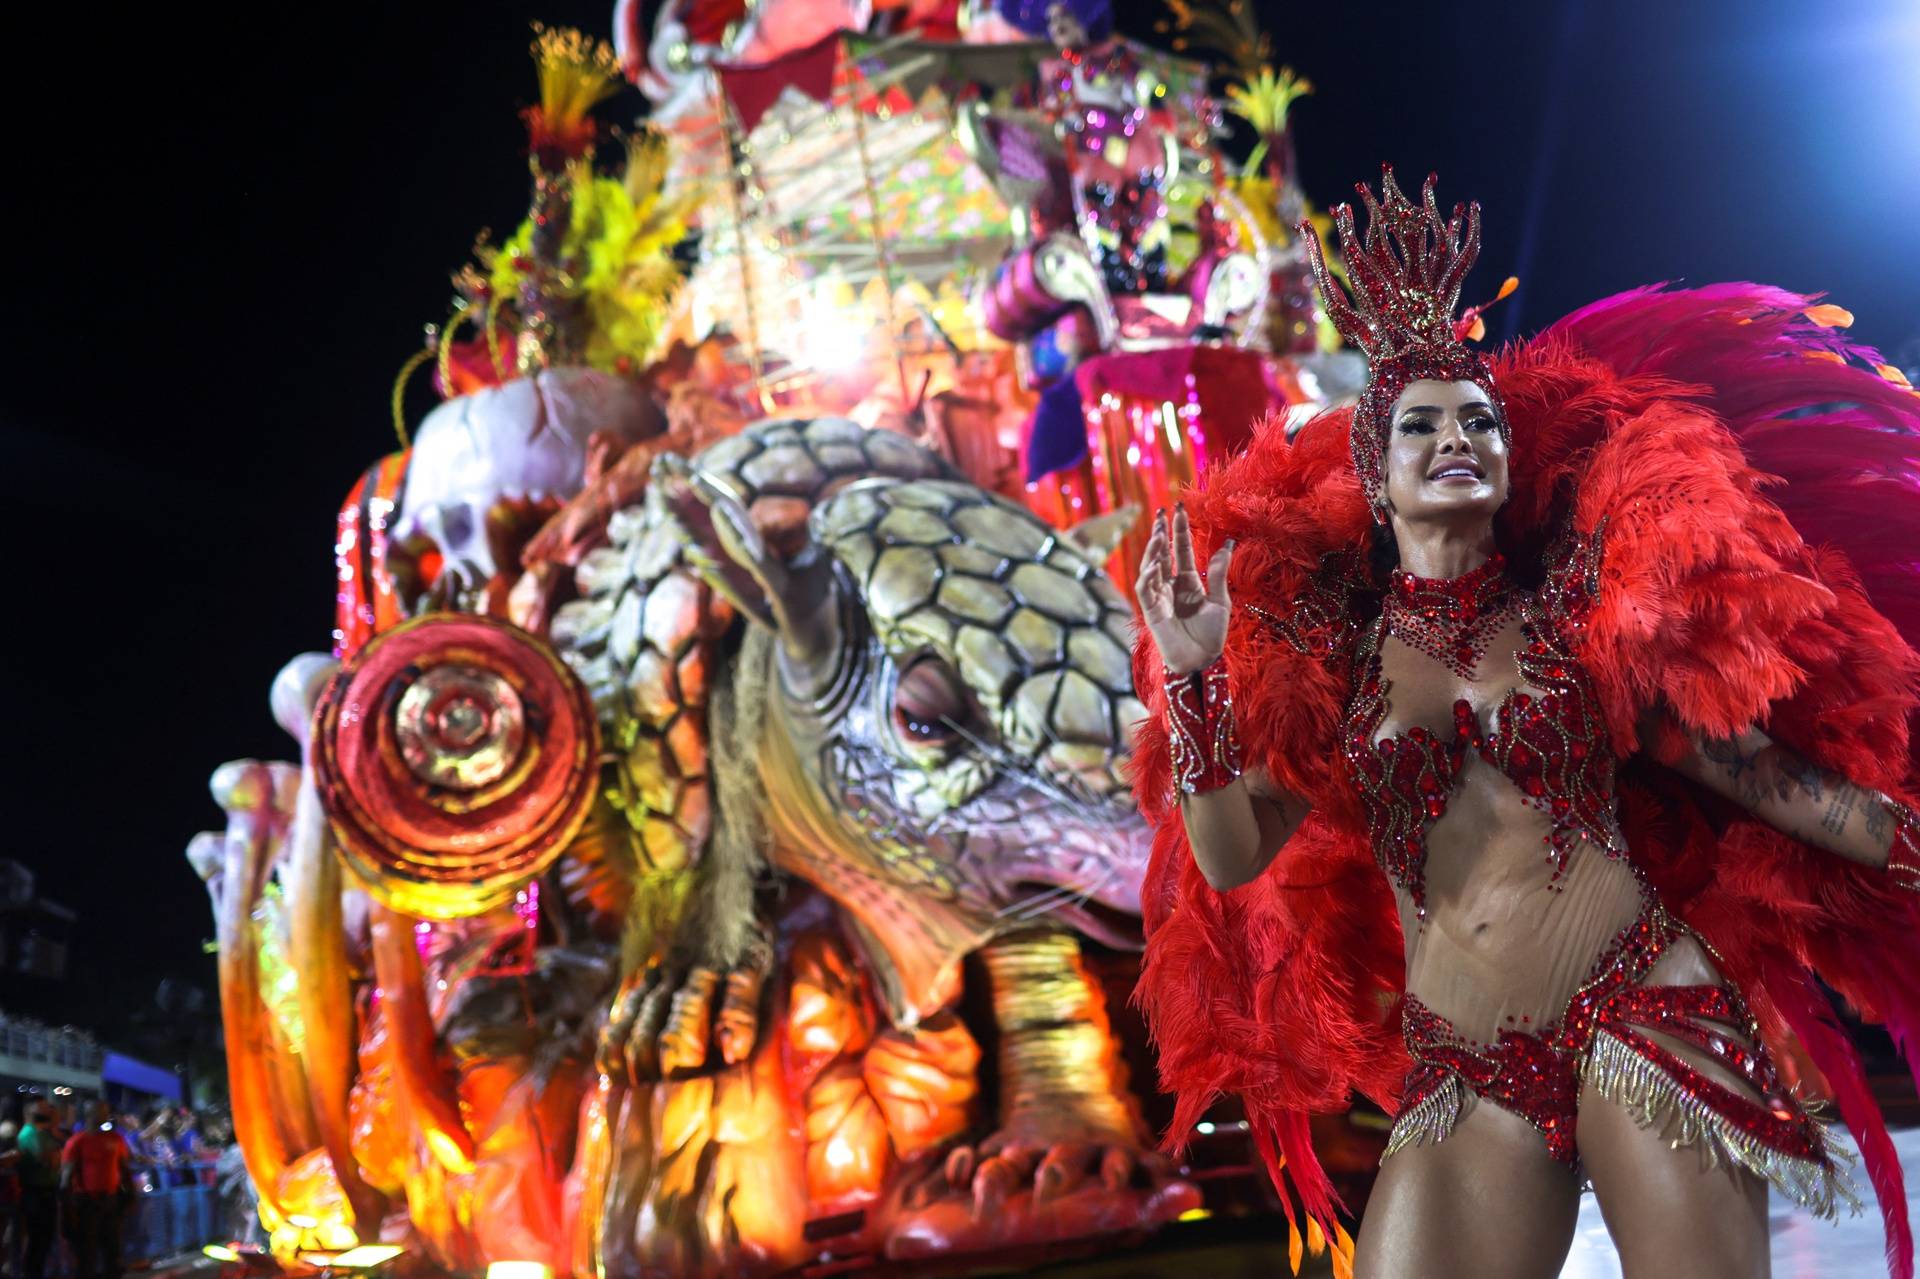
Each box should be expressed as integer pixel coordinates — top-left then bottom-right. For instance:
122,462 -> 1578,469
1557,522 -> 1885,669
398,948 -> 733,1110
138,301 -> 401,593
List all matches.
0,1107 -> 22,1279
13,1104 -> 60,1279
170,1110 -> 212,1187
170,1110 -> 198,1154
112,1116 -> 141,1160
139,1110 -> 177,1191
112,1114 -> 147,1199
60,1102 -> 127,1279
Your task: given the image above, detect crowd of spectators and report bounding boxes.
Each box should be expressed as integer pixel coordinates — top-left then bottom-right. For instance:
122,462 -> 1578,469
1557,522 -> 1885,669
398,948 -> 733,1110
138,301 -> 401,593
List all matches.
0,1098 -> 231,1279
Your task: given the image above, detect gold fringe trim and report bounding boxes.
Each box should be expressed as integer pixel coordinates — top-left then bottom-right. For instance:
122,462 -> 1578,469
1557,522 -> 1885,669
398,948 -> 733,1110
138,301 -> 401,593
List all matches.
1383,1074 -> 1464,1160
1582,1031 -> 1863,1220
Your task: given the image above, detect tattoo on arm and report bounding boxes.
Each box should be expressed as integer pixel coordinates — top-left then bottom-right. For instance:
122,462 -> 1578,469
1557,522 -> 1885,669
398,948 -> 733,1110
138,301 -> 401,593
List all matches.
1698,731 -> 1889,853
1821,783 -> 1861,836
1776,751 -> 1825,803
1702,735 -> 1752,776
1702,735 -> 1767,807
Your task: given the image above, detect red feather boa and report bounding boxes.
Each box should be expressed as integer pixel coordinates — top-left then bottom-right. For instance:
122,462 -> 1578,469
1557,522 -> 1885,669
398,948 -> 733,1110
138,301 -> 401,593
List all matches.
1132,284 -> 1920,1275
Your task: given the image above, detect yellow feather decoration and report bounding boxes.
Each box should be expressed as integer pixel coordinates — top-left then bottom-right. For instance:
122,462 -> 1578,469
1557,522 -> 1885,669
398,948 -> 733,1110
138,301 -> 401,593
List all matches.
1226,65 -> 1313,137
531,24 -> 621,134
483,126 -> 700,375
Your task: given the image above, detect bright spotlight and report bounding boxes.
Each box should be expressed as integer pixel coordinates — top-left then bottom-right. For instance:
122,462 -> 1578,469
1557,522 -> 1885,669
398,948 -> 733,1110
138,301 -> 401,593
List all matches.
327,1244 -> 407,1268
486,1264 -> 555,1279
803,303 -> 870,373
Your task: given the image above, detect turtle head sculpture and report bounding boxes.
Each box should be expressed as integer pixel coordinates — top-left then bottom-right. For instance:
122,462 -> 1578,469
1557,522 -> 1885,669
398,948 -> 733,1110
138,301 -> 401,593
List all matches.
655,425 -> 1149,1022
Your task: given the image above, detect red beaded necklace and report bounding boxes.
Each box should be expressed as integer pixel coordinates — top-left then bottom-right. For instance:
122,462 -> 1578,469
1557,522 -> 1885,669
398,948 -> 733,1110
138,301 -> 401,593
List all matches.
1385,553 -> 1518,679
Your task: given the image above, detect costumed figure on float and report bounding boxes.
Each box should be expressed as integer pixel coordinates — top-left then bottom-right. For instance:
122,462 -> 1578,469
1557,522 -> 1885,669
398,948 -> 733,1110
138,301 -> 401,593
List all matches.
961,0 -> 1331,587
628,0 -> 1347,593
1133,167 -> 1920,1278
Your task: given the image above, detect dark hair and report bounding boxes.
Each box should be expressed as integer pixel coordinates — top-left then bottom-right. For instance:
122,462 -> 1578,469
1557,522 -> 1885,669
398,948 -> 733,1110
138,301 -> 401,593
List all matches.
1367,521 -> 1401,583
998,0 -> 1114,41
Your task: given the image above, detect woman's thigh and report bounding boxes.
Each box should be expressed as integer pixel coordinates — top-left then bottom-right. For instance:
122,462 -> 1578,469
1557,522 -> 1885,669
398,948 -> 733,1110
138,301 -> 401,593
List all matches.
1578,935 -> 1772,1277
1355,1098 -> 1581,1279
1577,1079 -> 1769,1279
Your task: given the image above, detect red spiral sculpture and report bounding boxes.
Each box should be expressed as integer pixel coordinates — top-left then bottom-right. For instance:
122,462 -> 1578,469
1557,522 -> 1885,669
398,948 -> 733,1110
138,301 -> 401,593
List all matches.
311,614 -> 599,919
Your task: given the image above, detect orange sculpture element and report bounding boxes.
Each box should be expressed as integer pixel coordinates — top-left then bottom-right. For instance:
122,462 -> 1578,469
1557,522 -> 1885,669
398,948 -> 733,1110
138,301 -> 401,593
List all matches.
367,905 -> 478,1175
286,728 -> 385,1234
787,931 -> 876,1060
804,1062 -> 891,1204
210,761 -> 301,1225
450,1058 -> 579,1271
789,931 -> 887,1207
861,1015 -> 980,1159
347,1009 -> 408,1198
593,1026 -> 808,1277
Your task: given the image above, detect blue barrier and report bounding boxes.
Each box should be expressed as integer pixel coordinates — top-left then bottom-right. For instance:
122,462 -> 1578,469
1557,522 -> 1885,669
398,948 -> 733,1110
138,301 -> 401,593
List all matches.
123,1183 -> 220,1261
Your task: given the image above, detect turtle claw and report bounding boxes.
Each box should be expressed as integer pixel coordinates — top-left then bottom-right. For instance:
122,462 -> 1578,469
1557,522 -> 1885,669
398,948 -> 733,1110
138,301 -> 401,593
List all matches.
884,1130 -> 1201,1260
596,938 -> 774,1083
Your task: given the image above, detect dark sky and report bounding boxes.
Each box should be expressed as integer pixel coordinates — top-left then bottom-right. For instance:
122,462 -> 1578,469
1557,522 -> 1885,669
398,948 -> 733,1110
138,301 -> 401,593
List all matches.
7,0 -> 1918,1037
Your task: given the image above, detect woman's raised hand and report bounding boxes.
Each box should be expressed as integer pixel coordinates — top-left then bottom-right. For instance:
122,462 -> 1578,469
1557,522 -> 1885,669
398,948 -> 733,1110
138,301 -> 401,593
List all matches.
1136,505 -> 1234,676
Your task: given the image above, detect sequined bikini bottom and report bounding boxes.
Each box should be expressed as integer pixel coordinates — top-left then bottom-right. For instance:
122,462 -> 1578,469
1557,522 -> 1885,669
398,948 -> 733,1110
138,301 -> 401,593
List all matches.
1387,901 -> 1857,1218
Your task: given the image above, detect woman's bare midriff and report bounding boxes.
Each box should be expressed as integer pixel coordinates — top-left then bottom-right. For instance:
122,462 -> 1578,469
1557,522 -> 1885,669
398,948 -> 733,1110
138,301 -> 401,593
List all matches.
1397,769 -> 1647,1045
1384,718 -> 1769,1112
1369,620 -> 1651,1045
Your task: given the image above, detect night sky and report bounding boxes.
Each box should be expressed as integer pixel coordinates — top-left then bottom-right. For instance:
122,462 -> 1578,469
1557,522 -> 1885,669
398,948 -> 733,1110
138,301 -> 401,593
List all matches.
8,0 -> 1918,1040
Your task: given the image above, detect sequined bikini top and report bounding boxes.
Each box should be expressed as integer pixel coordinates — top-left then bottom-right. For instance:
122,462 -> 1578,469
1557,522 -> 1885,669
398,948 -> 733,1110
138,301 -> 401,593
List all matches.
1341,561 -> 1628,921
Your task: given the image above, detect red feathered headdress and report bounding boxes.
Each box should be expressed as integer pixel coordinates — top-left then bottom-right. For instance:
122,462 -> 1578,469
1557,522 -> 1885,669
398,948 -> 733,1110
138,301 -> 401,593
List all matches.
1298,168 -> 1504,509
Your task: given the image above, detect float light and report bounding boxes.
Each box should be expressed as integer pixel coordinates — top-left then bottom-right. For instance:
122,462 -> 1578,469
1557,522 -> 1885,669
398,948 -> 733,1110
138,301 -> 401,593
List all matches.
328,1244 -> 407,1268
486,1264 -> 554,1279
203,1244 -> 242,1262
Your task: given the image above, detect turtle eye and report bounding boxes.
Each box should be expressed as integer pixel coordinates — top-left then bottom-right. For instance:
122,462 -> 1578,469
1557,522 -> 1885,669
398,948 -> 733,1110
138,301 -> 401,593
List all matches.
892,657 -> 969,750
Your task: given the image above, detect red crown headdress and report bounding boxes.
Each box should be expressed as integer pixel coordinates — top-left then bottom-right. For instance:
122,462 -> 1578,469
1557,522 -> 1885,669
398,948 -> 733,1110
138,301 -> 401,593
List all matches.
1298,168 -> 1505,508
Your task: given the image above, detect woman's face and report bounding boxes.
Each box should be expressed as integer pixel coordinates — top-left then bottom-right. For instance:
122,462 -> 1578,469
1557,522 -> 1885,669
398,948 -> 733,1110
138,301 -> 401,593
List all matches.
1046,3 -> 1090,47
1379,379 -> 1509,525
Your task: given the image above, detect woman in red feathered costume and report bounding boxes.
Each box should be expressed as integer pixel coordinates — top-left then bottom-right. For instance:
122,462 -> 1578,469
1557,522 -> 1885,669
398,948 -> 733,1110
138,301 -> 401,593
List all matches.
1132,167 -> 1920,1279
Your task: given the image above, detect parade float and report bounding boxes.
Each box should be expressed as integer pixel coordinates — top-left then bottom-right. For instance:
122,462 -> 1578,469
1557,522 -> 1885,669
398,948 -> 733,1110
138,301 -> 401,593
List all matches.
189,1 -> 1361,1273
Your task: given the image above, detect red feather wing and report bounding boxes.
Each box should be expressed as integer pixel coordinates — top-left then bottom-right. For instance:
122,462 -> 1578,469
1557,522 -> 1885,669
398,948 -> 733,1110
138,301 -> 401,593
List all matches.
1131,413 -> 1403,1237
1510,288 -> 1920,1278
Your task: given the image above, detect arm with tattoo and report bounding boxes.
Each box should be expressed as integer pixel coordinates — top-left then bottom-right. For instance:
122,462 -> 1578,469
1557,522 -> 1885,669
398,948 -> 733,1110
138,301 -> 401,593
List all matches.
1672,725 -> 1917,885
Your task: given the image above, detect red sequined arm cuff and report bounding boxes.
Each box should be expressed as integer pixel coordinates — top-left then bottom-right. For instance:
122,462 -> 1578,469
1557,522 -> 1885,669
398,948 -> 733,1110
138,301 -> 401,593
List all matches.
1166,656 -> 1244,795
1884,796 -> 1920,894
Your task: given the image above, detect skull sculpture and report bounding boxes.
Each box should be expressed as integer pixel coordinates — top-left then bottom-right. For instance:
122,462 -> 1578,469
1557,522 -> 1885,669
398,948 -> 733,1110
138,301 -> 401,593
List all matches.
390,367 -> 661,611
